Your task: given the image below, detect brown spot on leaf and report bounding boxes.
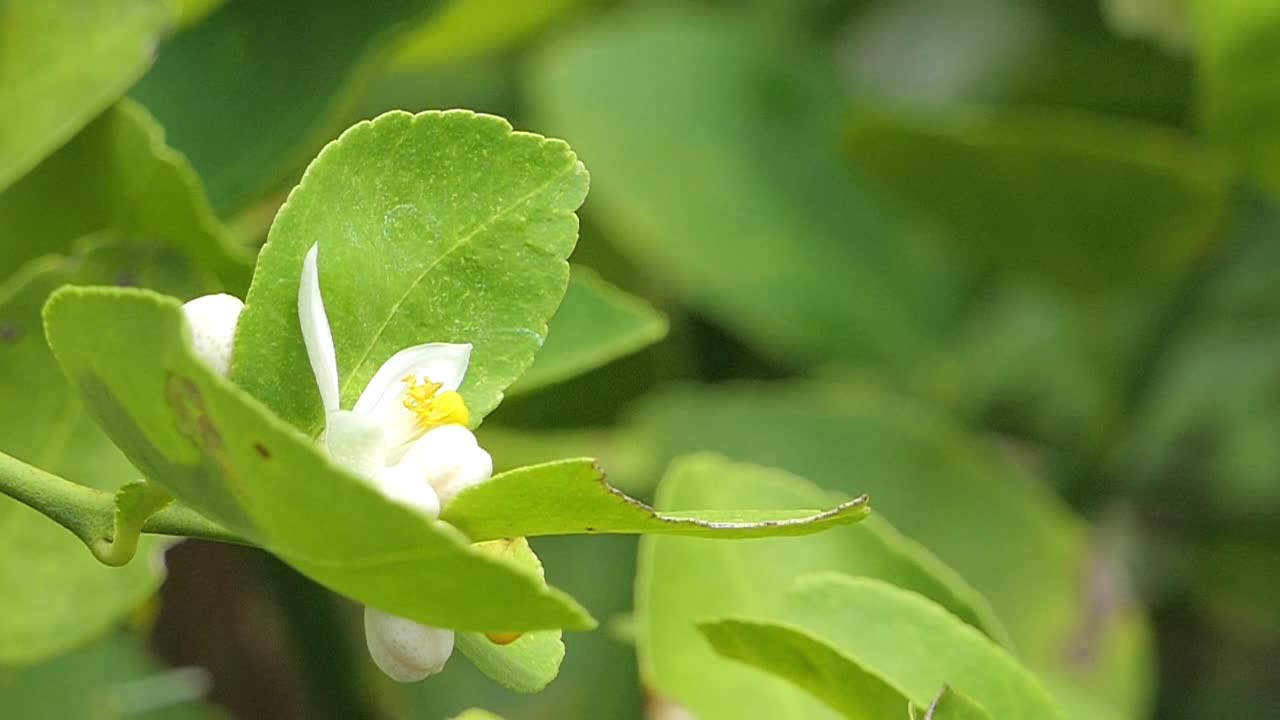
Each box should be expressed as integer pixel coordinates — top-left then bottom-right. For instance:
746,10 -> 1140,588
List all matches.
0,323 -> 19,343
253,443 -> 271,460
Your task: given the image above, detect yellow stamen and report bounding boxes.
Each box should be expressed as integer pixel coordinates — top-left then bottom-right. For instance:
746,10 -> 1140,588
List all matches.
401,374 -> 470,431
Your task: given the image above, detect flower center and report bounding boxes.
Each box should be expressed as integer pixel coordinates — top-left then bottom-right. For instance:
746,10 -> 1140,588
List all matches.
401,375 -> 470,431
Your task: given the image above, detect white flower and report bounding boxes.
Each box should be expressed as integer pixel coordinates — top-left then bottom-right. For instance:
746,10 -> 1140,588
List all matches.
298,242 -> 494,682
182,293 -> 244,376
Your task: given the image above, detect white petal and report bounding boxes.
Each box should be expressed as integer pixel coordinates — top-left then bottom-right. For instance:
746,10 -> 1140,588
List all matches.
322,410 -> 388,481
364,607 -> 454,682
399,425 -> 493,506
353,342 -> 472,417
182,293 -> 244,377
298,243 -> 341,414
374,462 -> 441,518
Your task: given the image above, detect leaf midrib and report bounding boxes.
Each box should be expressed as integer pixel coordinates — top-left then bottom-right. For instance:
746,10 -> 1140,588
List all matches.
338,162 -> 576,398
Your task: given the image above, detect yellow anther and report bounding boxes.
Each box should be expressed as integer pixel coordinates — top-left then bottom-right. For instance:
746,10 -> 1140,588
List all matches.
401,375 -> 470,431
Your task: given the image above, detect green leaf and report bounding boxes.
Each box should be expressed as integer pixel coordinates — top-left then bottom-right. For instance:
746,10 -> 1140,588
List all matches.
390,0 -> 581,70
626,380 -> 1152,716
846,109 -> 1230,290
697,618 -> 916,719
43,286 -> 593,633
0,100 -> 252,289
635,456 -> 1011,720
909,686 -> 994,720
131,0 -> 442,214
0,242 -> 204,665
0,632 -> 225,719
0,0 -> 171,192
765,574 -> 1066,718
531,7 -> 963,375
454,537 -> 564,693
509,266 -> 667,396
1192,0 -> 1280,198
442,454 -> 869,541
232,110 -> 588,434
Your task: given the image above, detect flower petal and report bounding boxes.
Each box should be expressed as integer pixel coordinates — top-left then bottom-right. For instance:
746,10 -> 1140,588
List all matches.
298,243 -> 341,414
374,462 -> 442,518
364,607 -> 454,682
182,293 -> 244,377
399,425 -> 493,506
322,410 -> 388,481
353,342 -> 473,417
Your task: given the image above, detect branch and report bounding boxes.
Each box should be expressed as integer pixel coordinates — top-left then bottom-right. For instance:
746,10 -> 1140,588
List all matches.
0,450 -> 250,565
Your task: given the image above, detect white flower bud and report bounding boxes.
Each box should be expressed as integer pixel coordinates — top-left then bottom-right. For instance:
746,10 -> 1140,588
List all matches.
364,607 -> 454,682
375,461 -> 441,518
181,293 -> 244,377
399,425 -> 493,506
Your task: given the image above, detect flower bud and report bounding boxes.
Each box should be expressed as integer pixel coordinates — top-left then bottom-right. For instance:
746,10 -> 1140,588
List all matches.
364,607 -> 454,682
399,425 -> 493,505
181,293 -> 244,377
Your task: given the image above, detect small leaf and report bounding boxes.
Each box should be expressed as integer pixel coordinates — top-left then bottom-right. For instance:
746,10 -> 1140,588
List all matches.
131,0 -> 443,214
772,574 -> 1065,718
909,686 -> 995,720
443,454 -> 868,541
0,0 -> 171,192
231,110 -> 588,434
698,618 -> 915,719
509,266 -> 667,395
455,538 -> 565,693
0,100 -> 252,289
43,287 -> 593,633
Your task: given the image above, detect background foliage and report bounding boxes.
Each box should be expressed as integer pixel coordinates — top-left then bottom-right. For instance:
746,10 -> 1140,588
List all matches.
2,0 -> 1278,718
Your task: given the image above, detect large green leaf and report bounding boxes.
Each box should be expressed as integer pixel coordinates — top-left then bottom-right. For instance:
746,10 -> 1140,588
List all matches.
759,575 -> 1066,718
131,0 -> 442,214
626,380 -> 1151,717
700,618 -> 996,720
846,109 -> 1230,290
0,242 -> 206,665
697,618 -> 917,719
0,0 -> 171,192
636,457 -> 1010,720
1193,0 -> 1280,198
0,631 -> 225,719
232,110 -> 588,434
43,287 -> 593,633
442,454 -> 870,541
508,266 -> 667,396
0,100 -> 251,289
531,7 -> 963,376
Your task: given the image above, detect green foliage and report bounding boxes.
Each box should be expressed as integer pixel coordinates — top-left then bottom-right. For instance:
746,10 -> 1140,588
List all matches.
1193,0 -> 1280,199
509,266 -> 667,396
532,7 -> 964,375
442,454 -> 870,541
0,632 -> 224,719
847,110 -> 1230,290
0,100 -> 250,288
231,110 -> 588,434
625,381 -> 1151,716
0,242 -> 204,665
636,457 -> 1012,720
131,0 -> 442,214
43,286 -> 592,633
909,687 -> 992,720
391,0 -> 581,70
0,0 -> 171,193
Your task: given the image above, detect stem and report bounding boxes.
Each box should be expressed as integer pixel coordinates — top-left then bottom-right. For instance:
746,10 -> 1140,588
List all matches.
0,450 -> 249,565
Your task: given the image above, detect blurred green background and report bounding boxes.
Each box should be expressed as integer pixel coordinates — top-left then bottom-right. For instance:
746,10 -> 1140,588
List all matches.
2,0 -> 1279,718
